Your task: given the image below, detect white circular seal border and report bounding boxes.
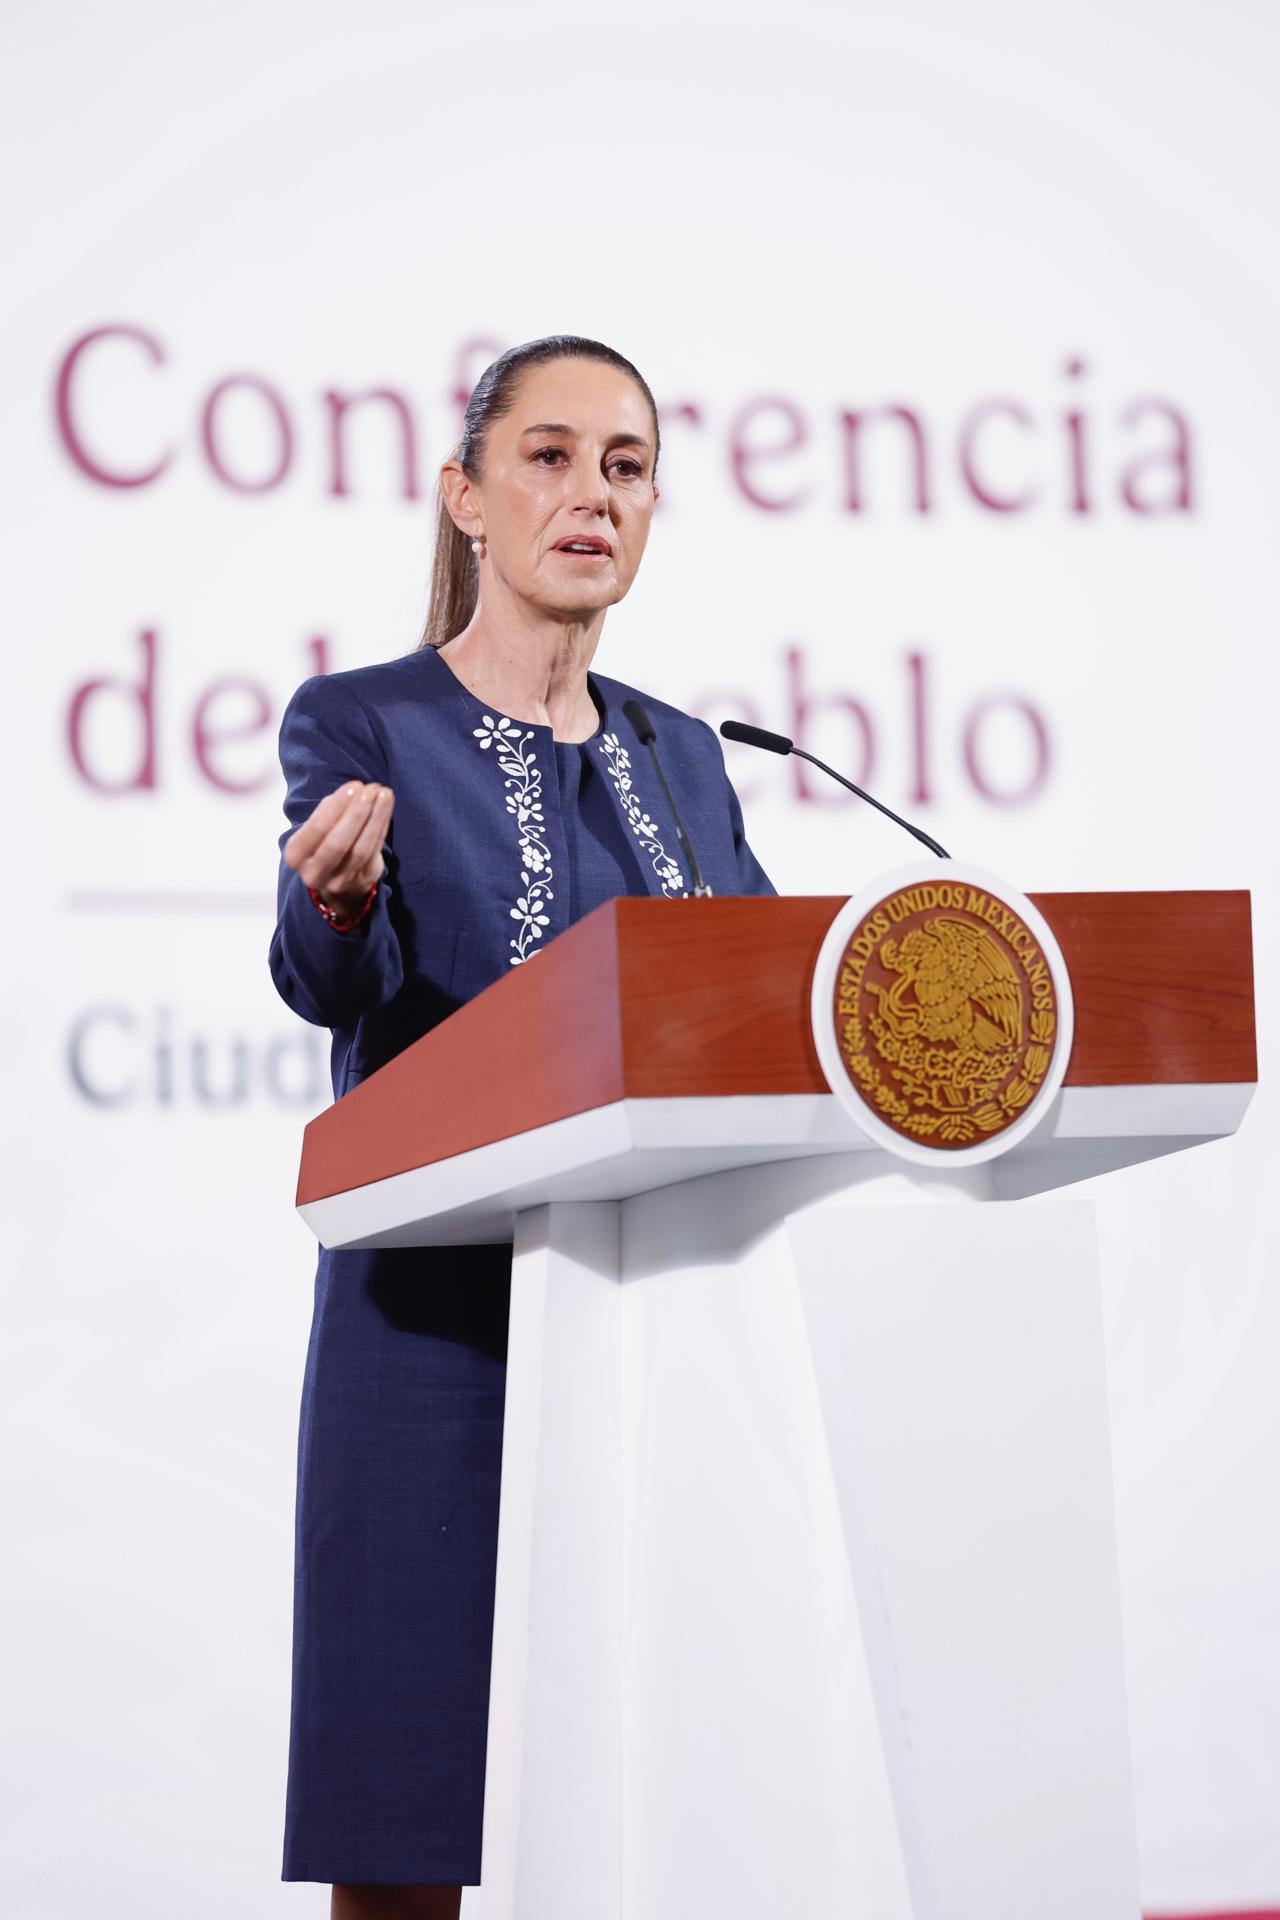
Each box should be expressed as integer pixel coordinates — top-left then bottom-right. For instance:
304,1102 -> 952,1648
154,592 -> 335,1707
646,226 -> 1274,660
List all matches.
810,859 -> 1076,1167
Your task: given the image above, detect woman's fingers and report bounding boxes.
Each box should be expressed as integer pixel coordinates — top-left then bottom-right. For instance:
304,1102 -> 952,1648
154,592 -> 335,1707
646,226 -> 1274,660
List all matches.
283,782 -> 364,870
324,785 -> 395,895
350,785 -> 395,885
291,794 -> 374,888
285,782 -> 390,889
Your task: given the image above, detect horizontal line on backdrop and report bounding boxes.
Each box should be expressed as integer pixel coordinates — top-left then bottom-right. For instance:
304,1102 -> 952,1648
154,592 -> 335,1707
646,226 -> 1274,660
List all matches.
1146,1911 -> 1280,1919
67,893 -> 276,913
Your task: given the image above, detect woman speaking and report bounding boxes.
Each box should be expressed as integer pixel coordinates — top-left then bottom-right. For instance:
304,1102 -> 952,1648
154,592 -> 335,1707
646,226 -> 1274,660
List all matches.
269,336 -> 774,1919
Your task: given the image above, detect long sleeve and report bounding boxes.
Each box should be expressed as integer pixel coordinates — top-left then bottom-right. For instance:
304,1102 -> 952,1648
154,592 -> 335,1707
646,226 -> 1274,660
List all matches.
267,674 -> 406,1028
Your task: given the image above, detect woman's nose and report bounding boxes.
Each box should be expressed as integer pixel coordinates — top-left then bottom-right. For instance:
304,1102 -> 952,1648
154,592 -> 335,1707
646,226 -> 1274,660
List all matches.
569,468 -> 610,514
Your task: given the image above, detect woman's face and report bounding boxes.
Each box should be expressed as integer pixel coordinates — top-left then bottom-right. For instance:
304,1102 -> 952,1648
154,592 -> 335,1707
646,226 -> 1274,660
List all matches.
451,357 -> 660,620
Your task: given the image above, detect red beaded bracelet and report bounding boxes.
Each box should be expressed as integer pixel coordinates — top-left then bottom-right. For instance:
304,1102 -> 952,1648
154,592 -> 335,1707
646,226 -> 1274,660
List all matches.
308,881 -> 378,933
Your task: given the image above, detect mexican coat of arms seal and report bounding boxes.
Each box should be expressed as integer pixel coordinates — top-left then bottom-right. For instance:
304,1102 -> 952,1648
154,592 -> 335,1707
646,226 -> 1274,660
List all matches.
811,862 -> 1075,1165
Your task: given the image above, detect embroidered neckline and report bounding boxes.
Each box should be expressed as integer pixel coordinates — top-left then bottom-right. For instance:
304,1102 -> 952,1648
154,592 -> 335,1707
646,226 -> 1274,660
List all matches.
597,732 -> 686,896
472,703 -> 688,957
473,714 -> 554,964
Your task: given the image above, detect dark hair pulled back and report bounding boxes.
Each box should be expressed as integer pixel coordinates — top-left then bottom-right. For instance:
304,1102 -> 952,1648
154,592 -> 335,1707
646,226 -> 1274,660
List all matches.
420,334 -> 661,651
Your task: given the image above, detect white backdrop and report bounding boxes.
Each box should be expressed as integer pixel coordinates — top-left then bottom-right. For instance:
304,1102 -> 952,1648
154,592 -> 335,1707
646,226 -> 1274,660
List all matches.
4,2 -> 1278,1914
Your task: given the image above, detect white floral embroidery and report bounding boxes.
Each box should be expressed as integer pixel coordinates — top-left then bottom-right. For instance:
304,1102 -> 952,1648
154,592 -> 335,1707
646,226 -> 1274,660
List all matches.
474,714 -> 554,964
598,731 -> 686,896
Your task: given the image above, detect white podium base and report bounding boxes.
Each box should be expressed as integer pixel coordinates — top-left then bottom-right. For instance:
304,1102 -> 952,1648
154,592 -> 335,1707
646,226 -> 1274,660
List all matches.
478,1158 -> 1141,1920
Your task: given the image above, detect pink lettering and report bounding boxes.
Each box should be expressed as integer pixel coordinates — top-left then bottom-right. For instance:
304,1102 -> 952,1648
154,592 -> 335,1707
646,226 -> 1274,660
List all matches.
1119,399 -> 1194,512
963,696 -> 1052,804
201,375 -> 292,493
958,400 -> 1037,511
192,679 -> 274,793
841,406 -> 930,513
730,397 -> 808,511
324,388 -> 420,500
67,628 -> 158,792
54,324 -> 172,489
785,644 -> 875,801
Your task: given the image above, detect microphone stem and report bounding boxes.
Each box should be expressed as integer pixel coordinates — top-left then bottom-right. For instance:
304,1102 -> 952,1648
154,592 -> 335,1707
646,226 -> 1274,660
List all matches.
790,747 -> 950,859
643,742 -> 712,896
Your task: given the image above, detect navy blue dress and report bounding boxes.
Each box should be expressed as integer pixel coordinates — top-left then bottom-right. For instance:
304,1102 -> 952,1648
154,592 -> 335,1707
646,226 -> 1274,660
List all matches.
269,642 -> 774,1885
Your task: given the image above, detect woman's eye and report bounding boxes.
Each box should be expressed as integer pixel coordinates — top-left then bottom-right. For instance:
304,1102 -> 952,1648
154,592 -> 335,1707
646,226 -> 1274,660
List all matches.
611,460 -> 643,479
533,446 -> 566,465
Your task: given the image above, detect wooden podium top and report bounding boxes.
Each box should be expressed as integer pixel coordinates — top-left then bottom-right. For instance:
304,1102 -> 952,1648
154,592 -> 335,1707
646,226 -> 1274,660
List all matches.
297,891 -> 1255,1211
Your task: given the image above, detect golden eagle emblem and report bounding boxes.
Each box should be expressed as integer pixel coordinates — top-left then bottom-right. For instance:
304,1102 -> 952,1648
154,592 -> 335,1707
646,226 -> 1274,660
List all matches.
832,887 -> 1060,1148
873,916 -> 1024,1055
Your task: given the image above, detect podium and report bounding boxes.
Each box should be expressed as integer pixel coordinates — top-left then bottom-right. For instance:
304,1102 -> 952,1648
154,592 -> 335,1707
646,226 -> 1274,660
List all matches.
296,893 -> 1256,1920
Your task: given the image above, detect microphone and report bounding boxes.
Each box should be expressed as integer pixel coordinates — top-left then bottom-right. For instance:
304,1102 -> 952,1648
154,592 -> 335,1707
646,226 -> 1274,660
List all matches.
719,719 -> 950,860
622,699 -> 713,897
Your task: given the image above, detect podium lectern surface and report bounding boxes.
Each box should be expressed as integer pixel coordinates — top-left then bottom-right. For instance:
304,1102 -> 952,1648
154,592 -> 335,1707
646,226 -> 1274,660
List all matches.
298,891 -> 1254,1249
291,889 -> 1254,1920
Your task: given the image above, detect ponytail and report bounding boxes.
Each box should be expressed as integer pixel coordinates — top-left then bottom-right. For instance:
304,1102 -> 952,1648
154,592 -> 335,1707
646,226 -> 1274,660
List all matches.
421,483 -> 478,650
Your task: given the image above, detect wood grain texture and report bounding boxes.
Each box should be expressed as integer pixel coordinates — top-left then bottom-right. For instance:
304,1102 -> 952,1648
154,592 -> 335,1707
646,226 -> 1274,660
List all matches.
296,902 -> 626,1206
1035,889 -> 1256,1088
616,897 -> 834,1096
296,890 -> 1256,1203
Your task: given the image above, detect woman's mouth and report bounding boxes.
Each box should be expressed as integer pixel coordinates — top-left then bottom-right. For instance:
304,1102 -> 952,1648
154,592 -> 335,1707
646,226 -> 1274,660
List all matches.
552,537 -> 612,558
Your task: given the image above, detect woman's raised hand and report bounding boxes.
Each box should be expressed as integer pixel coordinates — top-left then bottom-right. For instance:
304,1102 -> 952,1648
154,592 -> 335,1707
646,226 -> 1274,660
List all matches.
283,781 -> 395,918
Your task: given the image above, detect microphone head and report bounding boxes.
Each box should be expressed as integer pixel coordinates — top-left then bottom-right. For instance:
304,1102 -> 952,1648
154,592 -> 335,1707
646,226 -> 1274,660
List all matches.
719,718 -> 794,757
623,697 -> 656,745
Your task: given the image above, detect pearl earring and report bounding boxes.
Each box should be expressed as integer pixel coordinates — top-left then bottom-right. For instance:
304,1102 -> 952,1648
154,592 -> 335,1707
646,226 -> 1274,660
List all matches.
471,536 -> 485,555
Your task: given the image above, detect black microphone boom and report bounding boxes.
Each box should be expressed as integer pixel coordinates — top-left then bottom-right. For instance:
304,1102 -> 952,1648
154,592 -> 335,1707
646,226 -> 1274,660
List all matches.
623,699 -> 713,896
719,718 -> 950,860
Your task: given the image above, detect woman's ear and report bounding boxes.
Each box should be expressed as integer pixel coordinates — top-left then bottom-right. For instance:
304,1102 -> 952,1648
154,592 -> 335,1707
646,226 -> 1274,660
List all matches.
439,459 -> 482,537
